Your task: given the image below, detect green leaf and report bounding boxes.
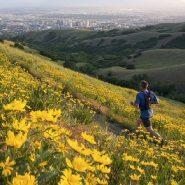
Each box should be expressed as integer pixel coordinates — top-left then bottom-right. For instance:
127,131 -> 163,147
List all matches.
38,172 -> 58,185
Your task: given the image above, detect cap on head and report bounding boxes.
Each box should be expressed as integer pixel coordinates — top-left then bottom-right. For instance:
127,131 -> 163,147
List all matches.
140,80 -> 149,90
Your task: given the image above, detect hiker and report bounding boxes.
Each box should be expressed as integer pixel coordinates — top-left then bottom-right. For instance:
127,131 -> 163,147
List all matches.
131,80 -> 161,139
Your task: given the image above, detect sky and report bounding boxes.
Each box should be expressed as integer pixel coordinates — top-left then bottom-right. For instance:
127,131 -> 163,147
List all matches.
1,0 -> 185,10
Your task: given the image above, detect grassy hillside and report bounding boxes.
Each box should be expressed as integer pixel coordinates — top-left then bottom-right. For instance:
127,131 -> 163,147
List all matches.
96,48 -> 185,103
9,22 -> 185,104
135,49 -> 185,69
0,42 -> 185,184
12,23 -> 185,69
97,49 -> 185,80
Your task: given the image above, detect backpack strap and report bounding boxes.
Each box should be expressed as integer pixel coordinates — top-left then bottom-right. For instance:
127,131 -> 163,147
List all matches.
142,91 -> 151,110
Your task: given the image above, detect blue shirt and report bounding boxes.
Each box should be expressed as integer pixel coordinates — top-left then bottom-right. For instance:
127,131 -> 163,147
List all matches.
135,90 -> 159,118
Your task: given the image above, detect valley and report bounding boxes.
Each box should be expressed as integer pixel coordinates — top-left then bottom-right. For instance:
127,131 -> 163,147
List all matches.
10,22 -> 185,103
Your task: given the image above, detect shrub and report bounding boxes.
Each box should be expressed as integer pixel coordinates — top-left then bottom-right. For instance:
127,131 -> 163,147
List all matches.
158,34 -> 171,40
133,52 -> 142,58
126,64 -> 136,70
134,37 -> 158,49
14,42 -> 24,50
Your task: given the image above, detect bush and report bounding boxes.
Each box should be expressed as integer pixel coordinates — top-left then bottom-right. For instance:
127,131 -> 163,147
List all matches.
134,37 -> 158,49
71,108 -> 95,125
162,34 -> 185,49
158,34 -> 171,40
121,29 -> 137,35
97,39 -> 105,46
63,61 -> 77,70
79,63 -> 96,75
14,42 -> 24,50
116,39 -> 126,45
111,39 -> 117,43
133,52 -> 142,58
126,64 -> 136,70
151,83 -> 176,96
107,71 -> 112,77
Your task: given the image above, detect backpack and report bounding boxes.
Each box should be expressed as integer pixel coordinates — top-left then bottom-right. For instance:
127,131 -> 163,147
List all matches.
143,91 -> 152,110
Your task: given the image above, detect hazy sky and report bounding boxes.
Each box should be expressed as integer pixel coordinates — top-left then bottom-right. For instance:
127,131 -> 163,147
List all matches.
1,0 -> 185,9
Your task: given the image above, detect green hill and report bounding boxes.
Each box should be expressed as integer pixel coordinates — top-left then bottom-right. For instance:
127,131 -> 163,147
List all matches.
7,22 -> 185,103
0,42 -> 185,184
135,49 -> 185,68
97,49 -> 185,102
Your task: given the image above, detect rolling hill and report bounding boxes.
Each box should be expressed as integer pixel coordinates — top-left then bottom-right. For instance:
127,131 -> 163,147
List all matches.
6,22 -> 185,103
135,49 -> 185,69
1,41 -> 185,184
96,49 -> 185,98
0,41 -> 185,184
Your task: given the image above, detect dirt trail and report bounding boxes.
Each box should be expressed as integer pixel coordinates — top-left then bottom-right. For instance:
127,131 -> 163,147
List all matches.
17,61 -> 131,135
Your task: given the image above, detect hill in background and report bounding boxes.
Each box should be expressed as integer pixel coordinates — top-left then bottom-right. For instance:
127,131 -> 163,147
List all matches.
9,22 -> 185,103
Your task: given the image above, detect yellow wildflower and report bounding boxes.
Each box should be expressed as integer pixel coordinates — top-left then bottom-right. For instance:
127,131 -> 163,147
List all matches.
172,165 -> 185,173
13,118 -> 30,132
97,178 -> 108,185
1,113 -> 6,121
30,109 -> 61,123
34,141 -> 41,150
56,142 -> 67,153
96,165 -> 111,173
59,127 -> 71,136
3,99 -> 27,112
81,132 -> 96,145
130,174 -> 141,181
137,166 -> 145,174
92,150 -> 112,165
122,153 -> 139,163
12,173 -> 37,185
129,165 -> 135,170
67,139 -> 92,156
151,175 -> 157,180
0,156 -> 16,176
29,153 -> 36,162
39,161 -> 48,167
6,130 -> 27,149
171,180 -> 178,185
141,161 -> 158,168
148,182 -> 154,185
85,173 -> 97,185
43,129 -> 60,141
66,157 -> 91,172
58,169 -> 82,185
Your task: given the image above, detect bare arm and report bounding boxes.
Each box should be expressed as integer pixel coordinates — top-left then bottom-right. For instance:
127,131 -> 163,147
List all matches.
131,101 -> 139,108
150,93 -> 160,104
131,93 -> 140,108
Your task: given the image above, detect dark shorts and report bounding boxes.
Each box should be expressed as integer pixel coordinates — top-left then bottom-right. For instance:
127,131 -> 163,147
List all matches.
140,117 -> 151,127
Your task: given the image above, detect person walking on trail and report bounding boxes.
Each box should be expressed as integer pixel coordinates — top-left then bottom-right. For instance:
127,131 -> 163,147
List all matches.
131,80 -> 161,139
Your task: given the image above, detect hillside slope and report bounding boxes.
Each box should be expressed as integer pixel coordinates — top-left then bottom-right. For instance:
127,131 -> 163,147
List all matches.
11,23 -> 185,103
97,48 -> 185,100
0,43 -> 185,184
12,23 -> 185,69
0,42 -> 185,134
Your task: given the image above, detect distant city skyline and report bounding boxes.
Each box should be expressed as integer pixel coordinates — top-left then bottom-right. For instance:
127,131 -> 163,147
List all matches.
1,0 -> 185,11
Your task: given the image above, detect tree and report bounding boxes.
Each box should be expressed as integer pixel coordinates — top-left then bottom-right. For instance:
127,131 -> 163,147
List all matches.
0,39 -> 4,43
126,64 -> 136,70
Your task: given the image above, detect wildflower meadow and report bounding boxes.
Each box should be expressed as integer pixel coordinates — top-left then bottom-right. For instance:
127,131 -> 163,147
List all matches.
0,42 -> 184,185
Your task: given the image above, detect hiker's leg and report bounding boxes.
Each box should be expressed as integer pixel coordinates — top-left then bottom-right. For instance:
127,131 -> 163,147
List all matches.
136,118 -> 142,129
146,126 -> 161,139
141,117 -> 161,139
